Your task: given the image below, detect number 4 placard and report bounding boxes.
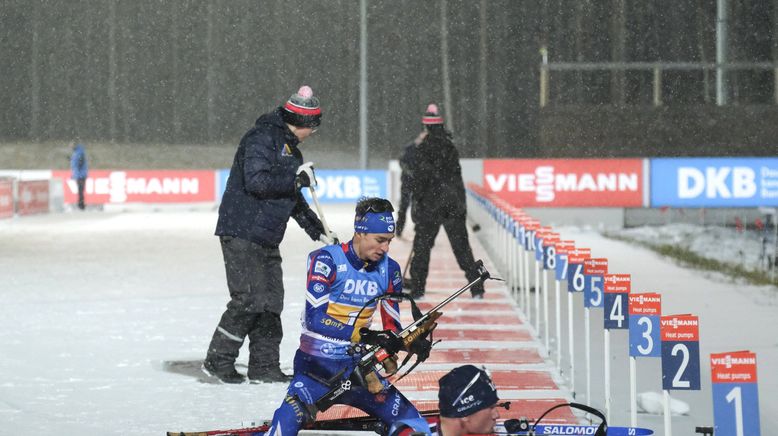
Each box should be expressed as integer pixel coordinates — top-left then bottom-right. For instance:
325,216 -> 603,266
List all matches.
661,314 -> 701,390
603,274 -> 630,329
711,351 -> 761,436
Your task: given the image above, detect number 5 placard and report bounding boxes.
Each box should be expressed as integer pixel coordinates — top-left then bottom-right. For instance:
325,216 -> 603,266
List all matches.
661,314 -> 701,390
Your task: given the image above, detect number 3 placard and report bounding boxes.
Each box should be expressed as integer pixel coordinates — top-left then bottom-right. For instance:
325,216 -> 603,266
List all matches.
661,314 -> 701,390
629,293 -> 662,357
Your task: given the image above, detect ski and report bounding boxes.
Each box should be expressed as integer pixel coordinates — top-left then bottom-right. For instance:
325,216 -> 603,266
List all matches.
167,417 -> 655,436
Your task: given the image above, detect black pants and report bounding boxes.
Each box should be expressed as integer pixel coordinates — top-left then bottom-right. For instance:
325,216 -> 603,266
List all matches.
206,236 -> 285,374
409,214 -> 484,296
76,178 -> 86,210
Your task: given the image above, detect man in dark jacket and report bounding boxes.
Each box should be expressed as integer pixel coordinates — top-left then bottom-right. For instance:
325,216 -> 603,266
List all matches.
204,86 -> 335,384
406,104 -> 485,299
396,131 -> 425,237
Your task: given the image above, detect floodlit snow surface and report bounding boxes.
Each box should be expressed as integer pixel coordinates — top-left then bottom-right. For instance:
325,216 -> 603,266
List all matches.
1,206 -> 777,435
611,223 -> 777,275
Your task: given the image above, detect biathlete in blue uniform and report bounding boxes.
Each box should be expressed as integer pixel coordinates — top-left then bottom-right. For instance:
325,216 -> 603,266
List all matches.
266,197 -> 430,436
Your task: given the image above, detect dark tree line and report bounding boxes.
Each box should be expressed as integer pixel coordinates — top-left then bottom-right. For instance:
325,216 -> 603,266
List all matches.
0,0 -> 775,161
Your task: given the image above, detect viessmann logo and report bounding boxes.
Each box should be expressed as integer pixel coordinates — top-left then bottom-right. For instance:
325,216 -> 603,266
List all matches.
484,165 -> 640,202
53,169 -> 215,204
66,172 -> 200,203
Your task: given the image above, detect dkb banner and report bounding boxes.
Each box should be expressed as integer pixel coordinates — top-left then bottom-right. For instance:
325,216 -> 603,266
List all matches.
650,157 -> 778,207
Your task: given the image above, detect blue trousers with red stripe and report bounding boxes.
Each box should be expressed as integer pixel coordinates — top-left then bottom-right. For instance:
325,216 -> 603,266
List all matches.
265,350 -> 430,436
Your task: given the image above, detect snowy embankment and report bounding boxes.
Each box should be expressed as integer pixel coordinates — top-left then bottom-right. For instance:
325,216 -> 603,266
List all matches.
607,223 -> 777,286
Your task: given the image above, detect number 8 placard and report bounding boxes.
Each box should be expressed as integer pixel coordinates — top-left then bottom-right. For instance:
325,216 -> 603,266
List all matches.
661,314 -> 701,390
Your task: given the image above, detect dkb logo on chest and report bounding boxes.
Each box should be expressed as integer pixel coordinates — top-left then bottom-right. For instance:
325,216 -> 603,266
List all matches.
343,279 -> 379,296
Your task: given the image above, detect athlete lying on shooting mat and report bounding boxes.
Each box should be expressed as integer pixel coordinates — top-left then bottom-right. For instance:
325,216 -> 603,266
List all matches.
265,197 -> 432,436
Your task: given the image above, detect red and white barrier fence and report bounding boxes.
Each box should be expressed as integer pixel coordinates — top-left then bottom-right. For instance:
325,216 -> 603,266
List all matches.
466,183 -> 763,436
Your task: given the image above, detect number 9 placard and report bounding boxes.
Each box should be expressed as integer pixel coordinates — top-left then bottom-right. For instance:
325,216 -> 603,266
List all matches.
711,351 -> 761,436
628,293 -> 661,357
661,314 -> 701,390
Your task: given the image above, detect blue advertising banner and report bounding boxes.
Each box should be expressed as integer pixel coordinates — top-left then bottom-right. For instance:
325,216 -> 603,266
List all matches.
216,169 -> 230,202
651,157 -> 778,207
216,169 -> 387,204
302,170 -> 387,203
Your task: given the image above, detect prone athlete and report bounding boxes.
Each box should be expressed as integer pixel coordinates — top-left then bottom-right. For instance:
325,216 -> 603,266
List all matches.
265,197 -> 431,436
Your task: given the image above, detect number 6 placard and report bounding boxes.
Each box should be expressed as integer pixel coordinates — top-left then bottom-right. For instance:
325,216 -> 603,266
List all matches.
661,314 -> 701,390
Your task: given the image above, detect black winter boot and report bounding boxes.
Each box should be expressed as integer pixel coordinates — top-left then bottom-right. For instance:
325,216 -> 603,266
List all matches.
247,312 -> 289,383
248,367 -> 292,384
202,358 -> 246,384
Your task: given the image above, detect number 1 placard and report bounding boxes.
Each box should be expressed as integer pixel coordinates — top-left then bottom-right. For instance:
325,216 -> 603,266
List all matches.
711,351 -> 761,436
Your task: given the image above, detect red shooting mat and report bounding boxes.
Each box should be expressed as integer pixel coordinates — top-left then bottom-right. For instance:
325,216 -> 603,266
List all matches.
410,288 -> 507,301
432,328 -> 533,342
424,348 -> 543,365
319,398 -> 576,424
400,313 -> 523,326
415,301 -> 512,312
391,370 -> 558,391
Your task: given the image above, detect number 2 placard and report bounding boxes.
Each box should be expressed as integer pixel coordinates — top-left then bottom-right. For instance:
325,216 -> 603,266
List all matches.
661,314 -> 701,390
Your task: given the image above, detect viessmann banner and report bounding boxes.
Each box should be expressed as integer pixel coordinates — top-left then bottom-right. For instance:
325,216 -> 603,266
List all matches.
651,157 -> 778,207
52,170 -> 216,204
483,159 -> 645,207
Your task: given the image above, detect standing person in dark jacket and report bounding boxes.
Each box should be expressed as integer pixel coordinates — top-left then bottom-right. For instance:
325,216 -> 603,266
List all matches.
406,104 -> 485,299
204,86 -> 337,384
69,141 -> 88,210
395,131 -> 425,238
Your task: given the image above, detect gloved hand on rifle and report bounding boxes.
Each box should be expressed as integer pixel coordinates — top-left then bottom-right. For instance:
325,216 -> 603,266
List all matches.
408,337 -> 432,362
359,328 -> 404,354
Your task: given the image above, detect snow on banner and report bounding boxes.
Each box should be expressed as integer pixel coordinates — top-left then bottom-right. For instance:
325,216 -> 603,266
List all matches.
483,159 -> 644,207
52,170 -> 216,204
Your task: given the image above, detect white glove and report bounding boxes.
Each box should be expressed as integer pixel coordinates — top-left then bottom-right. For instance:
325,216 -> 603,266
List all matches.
319,231 -> 340,245
295,162 -> 317,188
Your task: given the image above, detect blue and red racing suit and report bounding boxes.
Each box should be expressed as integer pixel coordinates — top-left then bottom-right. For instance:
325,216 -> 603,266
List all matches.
266,241 -> 430,436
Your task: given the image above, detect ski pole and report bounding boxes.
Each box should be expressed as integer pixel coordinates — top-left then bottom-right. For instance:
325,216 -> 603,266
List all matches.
308,184 -> 334,240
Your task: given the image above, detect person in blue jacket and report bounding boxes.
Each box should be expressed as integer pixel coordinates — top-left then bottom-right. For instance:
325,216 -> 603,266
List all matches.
204,86 -> 337,384
69,141 -> 88,210
265,197 -> 431,436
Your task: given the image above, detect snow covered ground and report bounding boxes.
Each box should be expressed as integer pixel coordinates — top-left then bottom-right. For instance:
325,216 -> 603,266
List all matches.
610,223 -> 777,277
1,205 -> 777,435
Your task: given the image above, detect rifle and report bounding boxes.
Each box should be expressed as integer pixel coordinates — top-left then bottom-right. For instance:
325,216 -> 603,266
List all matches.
313,260 -> 491,412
